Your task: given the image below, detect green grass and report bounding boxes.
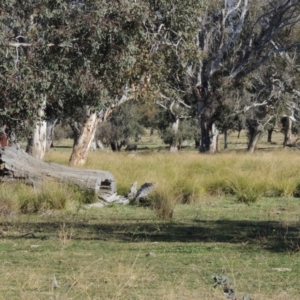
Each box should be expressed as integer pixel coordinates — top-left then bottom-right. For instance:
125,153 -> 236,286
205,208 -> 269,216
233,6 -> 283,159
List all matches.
1,130 -> 300,299
1,198 -> 300,299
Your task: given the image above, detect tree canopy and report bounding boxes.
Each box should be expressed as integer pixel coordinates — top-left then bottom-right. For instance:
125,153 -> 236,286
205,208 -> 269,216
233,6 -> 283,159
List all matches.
0,0 -> 150,134
1,0 -> 300,152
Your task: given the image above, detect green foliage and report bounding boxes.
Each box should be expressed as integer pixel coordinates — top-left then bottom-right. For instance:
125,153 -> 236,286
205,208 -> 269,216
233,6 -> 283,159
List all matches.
215,105 -> 240,133
156,109 -> 198,148
96,102 -> 145,147
0,0 -> 150,136
53,123 -> 74,141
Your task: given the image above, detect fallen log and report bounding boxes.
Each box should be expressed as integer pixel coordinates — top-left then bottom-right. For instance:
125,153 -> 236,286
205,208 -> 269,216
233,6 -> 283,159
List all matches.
0,145 -> 116,197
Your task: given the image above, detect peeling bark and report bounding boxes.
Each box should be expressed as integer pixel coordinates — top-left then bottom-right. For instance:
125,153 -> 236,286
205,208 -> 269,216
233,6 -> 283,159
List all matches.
199,120 -> 219,154
170,118 -> 180,153
0,145 -> 116,197
69,106 -> 100,167
26,96 -> 47,160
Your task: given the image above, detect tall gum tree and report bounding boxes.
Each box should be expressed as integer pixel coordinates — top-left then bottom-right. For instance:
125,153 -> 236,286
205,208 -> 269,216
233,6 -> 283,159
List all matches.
1,1 -> 152,164
150,0 -> 300,153
52,1 -> 152,166
0,1 -> 51,142
191,0 -> 300,152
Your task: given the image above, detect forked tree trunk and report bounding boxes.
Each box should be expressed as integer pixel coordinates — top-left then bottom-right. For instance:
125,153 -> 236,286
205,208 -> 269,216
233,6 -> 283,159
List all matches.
247,120 -> 264,153
200,121 -> 219,153
0,145 -> 116,197
69,106 -> 100,167
26,96 -> 47,160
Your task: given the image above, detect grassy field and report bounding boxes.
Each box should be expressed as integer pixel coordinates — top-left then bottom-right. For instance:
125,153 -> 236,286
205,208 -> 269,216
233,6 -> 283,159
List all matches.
1,131 -> 300,299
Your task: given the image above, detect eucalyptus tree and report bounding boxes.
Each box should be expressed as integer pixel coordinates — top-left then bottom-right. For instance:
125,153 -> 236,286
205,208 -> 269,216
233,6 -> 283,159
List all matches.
0,1 -> 49,154
155,107 -> 198,151
149,0 -> 300,153
1,0 -> 151,165
244,45 -> 300,150
214,105 -> 239,149
96,101 -> 145,152
144,1 -> 205,151
156,98 -> 193,152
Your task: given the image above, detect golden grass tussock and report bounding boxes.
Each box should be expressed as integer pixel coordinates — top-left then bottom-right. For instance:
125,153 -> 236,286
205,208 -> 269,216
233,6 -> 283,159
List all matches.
0,180 -> 95,215
83,150 -> 300,203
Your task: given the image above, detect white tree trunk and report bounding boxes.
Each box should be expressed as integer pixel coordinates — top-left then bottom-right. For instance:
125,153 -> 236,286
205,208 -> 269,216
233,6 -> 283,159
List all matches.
26,95 -> 47,160
283,117 -> 292,147
89,140 -> 97,151
69,106 -> 99,167
209,123 -> 219,153
247,120 -> 263,153
96,139 -> 105,149
170,118 -> 180,153
46,118 -> 58,151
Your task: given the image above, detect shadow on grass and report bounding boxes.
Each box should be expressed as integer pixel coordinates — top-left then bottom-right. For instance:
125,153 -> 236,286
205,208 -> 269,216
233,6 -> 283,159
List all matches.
1,218 -> 299,253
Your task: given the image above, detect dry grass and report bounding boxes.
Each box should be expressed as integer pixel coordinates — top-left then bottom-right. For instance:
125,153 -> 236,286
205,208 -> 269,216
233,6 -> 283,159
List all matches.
45,147 -> 300,205
1,131 -> 300,299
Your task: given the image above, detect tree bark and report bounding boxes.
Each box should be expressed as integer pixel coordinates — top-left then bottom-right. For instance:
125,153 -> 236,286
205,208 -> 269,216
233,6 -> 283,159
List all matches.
224,130 -> 228,149
89,139 -> 97,151
267,127 -> 273,143
26,96 -> 47,160
96,139 -> 105,150
170,118 -> 180,153
282,117 -> 292,147
247,120 -> 263,153
69,106 -> 100,167
46,118 -> 58,151
0,145 -> 116,196
200,121 -> 219,153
